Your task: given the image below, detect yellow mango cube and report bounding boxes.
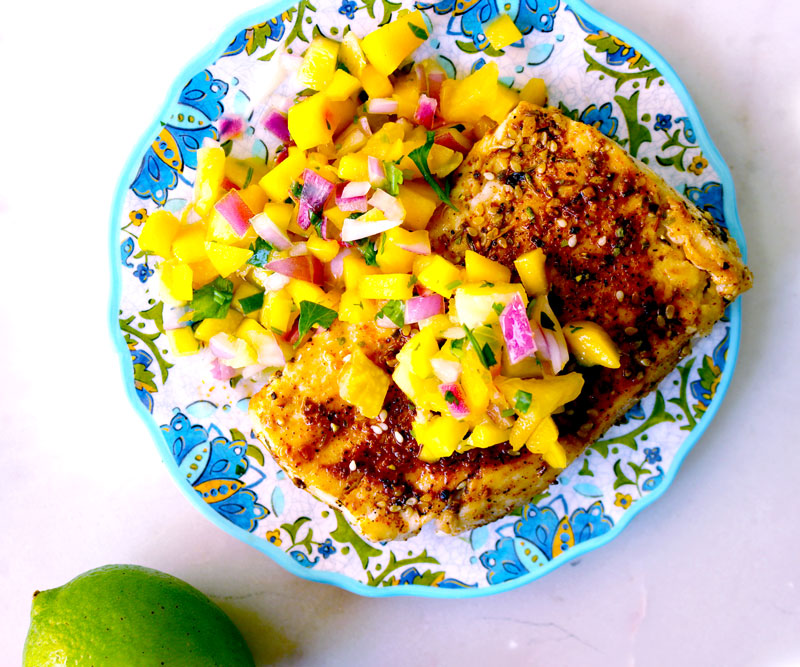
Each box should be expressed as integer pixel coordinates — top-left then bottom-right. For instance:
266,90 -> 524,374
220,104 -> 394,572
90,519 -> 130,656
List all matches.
194,308 -> 244,342
520,78 -> 547,107
206,209 -> 256,247
166,327 -> 200,356
563,320 -> 621,368
465,250 -> 511,283
261,288 -> 295,334
359,64 -> 393,99
238,183 -> 268,214
189,259 -> 219,288
325,69 -> 362,101
223,157 -> 269,190
160,259 -> 194,302
439,62 -> 499,125
360,273 -> 414,300
361,10 -> 428,76
194,146 -> 226,216
526,416 -> 566,468
338,290 -> 377,323
340,31 -> 368,77
392,77 -> 422,119
376,238 -> 416,274
464,420 -> 511,449
415,416 -> 469,462
297,36 -> 340,91
484,14 -> 523,50
461,351 -> 492,414
514,248 -> 548,295
259,148 -> 307,201
343,254 -> 380,291
262,202 -> 293,230
398,182 -> 439,231
138,209 -> 180,258
337,153 -> 370,182
487,84 -> 520,123
307,234 -> 341,263
171,224 -> 208,264
286,278 -> 328,307
287,93 -> 334,151
204,242 -> 253,278
338,348 -> 391,418
322,205 -> 349,230
414,254 -> 462,297
398,325 -> 439,378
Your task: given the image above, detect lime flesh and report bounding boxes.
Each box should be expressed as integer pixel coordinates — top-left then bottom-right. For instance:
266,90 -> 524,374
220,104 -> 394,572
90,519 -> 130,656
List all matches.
22,564 -> 254,666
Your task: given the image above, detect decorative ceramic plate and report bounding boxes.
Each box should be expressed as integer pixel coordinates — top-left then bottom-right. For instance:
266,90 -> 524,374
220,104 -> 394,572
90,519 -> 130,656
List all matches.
111,0 -> 747,597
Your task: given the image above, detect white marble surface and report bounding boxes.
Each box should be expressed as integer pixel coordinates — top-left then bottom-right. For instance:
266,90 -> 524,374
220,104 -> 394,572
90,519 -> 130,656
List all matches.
2,0 -> 799,664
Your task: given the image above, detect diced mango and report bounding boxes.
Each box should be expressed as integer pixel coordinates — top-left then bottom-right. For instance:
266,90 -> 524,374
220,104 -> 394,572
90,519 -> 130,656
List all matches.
138,209 -> 180,258
166,327 -> 200,356
232,282 -> 263,316
360,273 -> 414,300
340,31 -> 368,77
439,62 -> 499,125
171,224 -> 207,264
398,325 -> 439,378
238,183 -> 269,214
343,254 -> 380,291
415,416 -> 469,462
204,242 -> 253,278
514,248 -> 548,295
487,83 -> 520,124
194,308 -> 244,342
260,288 -> 294,333
427,144 -> 463,178
376,230 -> 420,273
287,93 -> 335,151
337,153 -> 370,181
392,77 -> 422,119
297,36 -> 340,91
463,420 -> 511,450
322,205 -> 350,229
398,181 -> 438,231
188,259 -> 219,288
194,146 -> 226,216
224,157 -> 269,190
414,254 -> 462,297
361,122 -> 405,161
526,416 -> 566,468
286,278 -> 327,307
307,234 -> 341,263
484,14 -> 523,50
262,202 -> 294,230
520,78 -> 547,107
327,97 -> 359,136
338,348 -> 391,418
338,290 -> 378,323
465,250 -> 511,283
461,350 -> 492,414
361,10 -> 428,76
259,147 -> 307,201
206,209 -> 257,247
325,69 -> 362,101
160,259 -> 194,302
563,320 -> 621,368
359,64 -> 393,99
453,282 -> 527,328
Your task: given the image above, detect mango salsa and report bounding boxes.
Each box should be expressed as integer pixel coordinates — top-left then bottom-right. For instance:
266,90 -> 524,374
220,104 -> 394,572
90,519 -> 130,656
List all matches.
296,36 -> 340,91
338,348 -> 391,418
138,210 -> 180,258
361,10 -> 429,76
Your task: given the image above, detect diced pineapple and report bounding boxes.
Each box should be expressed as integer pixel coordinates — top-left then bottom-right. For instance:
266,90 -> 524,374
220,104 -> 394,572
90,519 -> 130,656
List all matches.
361,122 -> 406,161
520,78 -> 547,107
359,64 -> 394,99
194,146 -> 226,216
194,308 -> 244,342
160,259 -> 194,302
340,31 -> 368,77
297,36 -> 340,91
138,209 -> 180,258
338,290 -> 378,323
415,416 -> 470,462
360,274 -> 414,300
166,327 -> 200,356
414,254 -> 462,297
325,69 -> 362,101
287,93 -> 335,151
338,348 -> 391,418
171,224 -> 208,264
514,248 -> 548,295
465,250 -> 511,283
484,14 -> 523,50
361,10 -> 429,76
307,234 -> 341,263
204,242 -> 253,278
397,181 -> 439,231
562,320 -> 621,368
452,282 -> 527,328
259,147 -> 307,201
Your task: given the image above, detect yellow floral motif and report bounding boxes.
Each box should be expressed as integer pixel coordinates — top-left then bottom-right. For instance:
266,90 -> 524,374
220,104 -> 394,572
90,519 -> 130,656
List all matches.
688,155 -> 708,176
614,492 -> 632,510
266,529 -> 282,546
129,208 -> 148,226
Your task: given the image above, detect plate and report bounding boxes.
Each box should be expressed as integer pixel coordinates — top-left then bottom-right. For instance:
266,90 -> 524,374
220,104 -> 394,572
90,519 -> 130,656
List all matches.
110,0 -> 747,597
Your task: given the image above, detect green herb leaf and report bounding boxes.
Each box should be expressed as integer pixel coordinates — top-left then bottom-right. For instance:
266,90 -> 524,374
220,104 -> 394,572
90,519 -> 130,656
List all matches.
500,408 -> 516,418
383,161 -> 404,196
513,389 -> 532,414
540,311 -> 556,330
526,298 -> 537,319
482,343 -> 496,367
463,325 -> 494,369
290,181 -> 303,200
239,291 -> 265,314
450,337 -> 465,351
407,274 -> 418,288
480,281 -> 495,288
297,300 -> 338,341
444,390 -> 457,404
408,131 -> 457,210
376,299 -> 405,327
492,302 -> 505,315
190,278 -> 234,321
309,209 -> 324,236
247,238 -> 274,267
356,237 -> 378,266
445,279 -> 462,290
408,22 -> 428,40
336,61 -> 350,73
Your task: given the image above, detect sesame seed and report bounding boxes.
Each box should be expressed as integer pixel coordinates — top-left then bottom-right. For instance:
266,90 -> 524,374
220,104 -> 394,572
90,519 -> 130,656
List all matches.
483,172 -> 495,180
379,423 -> 389,432
388,505 -> 403,513
405,496 -> 418,506
376,500 -> 387,508
467,227 -> 479,237
370,425 -> 382,435
638,357 -> 652,367
276,418 -> 284,426
597,235 -> 607,247
497,238 -> 508,248
331,423 -> 339,433
548,140 -> 558,153
616,290 -> 625,302
625,326 -> 639,336
394,432 -> 404,444
378,409 -> 388,422
657,315 -> 666,327
349,460 -> 356,471
665,304 -> 676,319
556,218 -> 567,228
343,354 -> 351,363
568,235 -> 577,248
456,480 -> 467,491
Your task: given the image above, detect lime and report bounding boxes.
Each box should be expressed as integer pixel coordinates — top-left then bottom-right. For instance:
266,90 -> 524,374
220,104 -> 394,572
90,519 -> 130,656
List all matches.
22,564 -> 254,666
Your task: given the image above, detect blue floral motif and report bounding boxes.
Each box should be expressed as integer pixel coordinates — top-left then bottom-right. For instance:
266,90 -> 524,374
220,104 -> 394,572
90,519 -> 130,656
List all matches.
133,263 -> 154,283
480,497 -> 613,585
675,116 -> 696,143
291,550 -> 320,568
161,411 -> 268,532
130,347 -> 156,413
222,29 -> 248,58
131,70 -> 228,205
318,538 -> 336,558
654,113 -> 672,131
690,326 -> 729,415
579,102 -> 618,138
643,447 -> 662,464
685,181 -> 725,228
121,238 -> 135,268
642,466 -> 664,492
339,0 -> 357,19
417,0 -> 559,50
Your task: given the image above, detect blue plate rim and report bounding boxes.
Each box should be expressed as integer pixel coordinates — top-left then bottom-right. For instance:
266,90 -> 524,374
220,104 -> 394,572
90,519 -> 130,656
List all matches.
108,0 -> 747,598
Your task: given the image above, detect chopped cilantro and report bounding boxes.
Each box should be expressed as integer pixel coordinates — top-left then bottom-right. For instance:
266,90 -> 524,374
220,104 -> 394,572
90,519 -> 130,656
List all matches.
407,274 -> 418,288
356,237 -> 378,266
190,278 -> 233,321
450,337 -> 465,351
492,302 -> 505,315
297,301 -> 338,342
482,342 -> 497,367
408,22 -> 428,40
289,181 -> 302,200
445,279 -> 462,290
513,390 -> 532,414
568,325 -> 584,333
376,299 -> 405,327
444,390 -> 457,404
480,281 -> 495,288
309,209 -> 324,236
239,291 -> 264,314
500,408 -> 516,418
221,140 -> 233,156
462,325 -> 495,369
247,238 -> 274,267
408,131 -> 457,210
526,298 -> 537,319
560,239 -> 569,247
383,161 -> 404,196
242,166 -> 254,189
336,61 -> 350,73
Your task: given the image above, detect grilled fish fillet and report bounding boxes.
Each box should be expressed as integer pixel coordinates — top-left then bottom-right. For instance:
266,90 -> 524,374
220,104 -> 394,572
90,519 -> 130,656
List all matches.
250,103 -> 752,542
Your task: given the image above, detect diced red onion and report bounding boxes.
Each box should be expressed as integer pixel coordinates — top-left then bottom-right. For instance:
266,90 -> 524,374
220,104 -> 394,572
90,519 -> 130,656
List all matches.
431,358 -> 461,384
367,156 -> 385,186
358,116 -> 373,136
214,189 -> 254,237
342,181 -> 371,198
499,294 -> 537,364
542,328 -> 568,373
249,331 -> 286,367
404,294 -> 444,323
208,333 -> 238,360
376,314 -> 400,329
335,181 -> 370,212
288,242 -> 308,257
434,128 -> 473,154
297,199 -> 312,230
414,95 -> 438,130
301,169 -> 335,208
394,234 -> 430,255
219,115 -> 245,142
366,98 -> 399,114
340,217 -> 403,242
260,271 -> 291,292
439,383 -> 470,419
265,255 -> 324,284
274,147 -> 290,165
163,305 -> 190,330
329,247 -> 353,280
427,71 -> 447,100
210,357 -> 238,381
368,189 -> 404,220
250,212 -> 292,250
262,109 -> 291,143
